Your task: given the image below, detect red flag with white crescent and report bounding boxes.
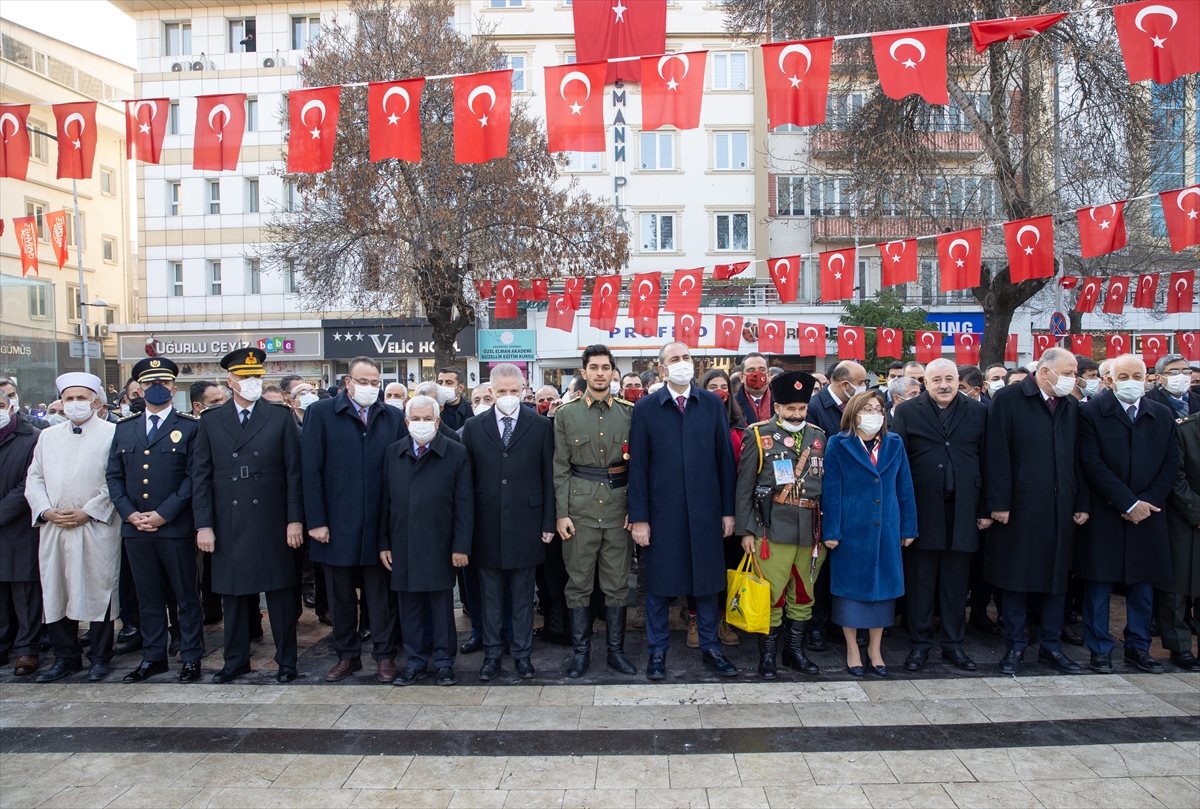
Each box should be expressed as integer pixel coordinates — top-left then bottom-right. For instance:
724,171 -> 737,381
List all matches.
125,98 -> 168,163
877,239 -> 918,287
713,261 -> 750,281
665,268 -> 703,313
915,330 -> 942,364
768,256 -> 800,304
454,70 -> 513,164
1168,271 -> 1195,313
368,79 -> 424,163
761,38 -> 834,128
563,277 -> 585,310
1160,185 -> 1200,252
474,280 -> 493,300
714,314 -> 743,351
1177,331 -> 1200,362
1075,277 -> 1102,313
1004,215 -> 1055,283
838,326 -> 865,361
545,62 -> 608,153
52,101 -> 98,179
640,51 -> 707,131
194,93 -> 247,171
494,280 -> 520,319
1134,273 -> 1159,309
589,274 -> 621,331
0,104 -> 31,180
954,333 -> 981,366
937,228 -> 982,291
1142,334 -> 1169,368
675,312 -> 701,348
1005,334 -> 1018,363
1076,201 -> 1127,258
872,27 -> 950,105
1069,334 -> 1093,357
1106,333 -> 1131,359
798,323 -> 826,358
530,279 -> 548,301
628,272 -> 661,337
1114,0 -> 1200,84
820,248 -> 855,302
45,210 -> 68,271
546,293 -> 575,333
876,327 -> 903,359
1032,334 -> 1055,361
1103,276 -> 1130,314
970,13 -> 1067,52
759,319 -> 786,354
571,0 -> 666,83
12,215 -> 39,276
288,86 -> 341,174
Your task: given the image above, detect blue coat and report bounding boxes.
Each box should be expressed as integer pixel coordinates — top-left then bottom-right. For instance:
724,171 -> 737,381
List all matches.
301,391 -> 407,566
627,383 -> 736,597
822,432 -> 918,602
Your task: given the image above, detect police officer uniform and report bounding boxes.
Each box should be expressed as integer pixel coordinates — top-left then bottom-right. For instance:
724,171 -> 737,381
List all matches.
734,371 -> 826,679
191,348 -> 305,683
106,357 -> 205,683
552,390 -> 637,677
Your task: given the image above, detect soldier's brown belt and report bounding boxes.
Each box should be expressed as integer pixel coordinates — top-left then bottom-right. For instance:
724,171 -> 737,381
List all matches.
570,464 -> 628,488
773,491 -> 818,509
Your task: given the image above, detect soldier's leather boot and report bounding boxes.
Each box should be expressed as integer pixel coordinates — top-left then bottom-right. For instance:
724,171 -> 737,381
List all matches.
605,606 -> 637,675
783,619 -> 820,674
566,607 -> 592,678
758,624 -> 780,679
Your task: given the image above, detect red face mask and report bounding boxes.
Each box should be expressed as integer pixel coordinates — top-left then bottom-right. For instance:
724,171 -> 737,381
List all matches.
623,387 -> 644,402
536,401 -> 552,415
712,388 -> 729,402
744,371 -> 768,391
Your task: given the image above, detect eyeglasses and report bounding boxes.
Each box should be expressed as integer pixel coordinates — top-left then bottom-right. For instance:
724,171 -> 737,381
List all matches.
860,406 -> 884,414
1160,369 -> 1187,377
348,377 -> 382,388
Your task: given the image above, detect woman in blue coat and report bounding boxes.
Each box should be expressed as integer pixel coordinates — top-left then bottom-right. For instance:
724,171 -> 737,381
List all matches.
822,390 -> 918,676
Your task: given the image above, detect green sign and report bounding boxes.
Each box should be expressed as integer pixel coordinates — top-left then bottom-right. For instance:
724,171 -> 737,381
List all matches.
479,329 -> 537,362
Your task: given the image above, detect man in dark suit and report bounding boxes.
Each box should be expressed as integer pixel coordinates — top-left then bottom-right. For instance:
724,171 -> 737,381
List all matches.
1147,354 -> 1200,419
892,359 -> 989,672
107,358 -> 205,684
983,347 -> 1089,676
0,390 -> 42,677
1163,411 -> 1200,671
437,368 -> 473,431
1077,354 -> 1182,674
461,363 -> 555,681
302,356 -> 403,684
192,348 -> 305,684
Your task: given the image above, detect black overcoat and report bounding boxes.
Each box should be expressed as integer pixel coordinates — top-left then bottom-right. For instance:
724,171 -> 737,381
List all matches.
1164,413 -> 1200,597
106,408 -> 199,538
1146,386 -> 1200,417
0,420 -> 40,582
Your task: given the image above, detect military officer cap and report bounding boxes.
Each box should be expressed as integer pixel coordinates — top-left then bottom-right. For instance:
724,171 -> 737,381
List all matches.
220,347 -> 267,377
132,356 -> 178,384
771,370 -> 816,405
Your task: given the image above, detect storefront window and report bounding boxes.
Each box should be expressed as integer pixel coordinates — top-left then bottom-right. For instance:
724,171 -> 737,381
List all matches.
0,273 -> 59,406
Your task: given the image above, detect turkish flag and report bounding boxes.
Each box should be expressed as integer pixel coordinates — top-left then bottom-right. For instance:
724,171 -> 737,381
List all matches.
713,261 -> 750,280
125,98 -> 168,163
590,274 -> 621,331
1004,215 -> 1055,283
546,294 -> 576,333
368,79 -> 424,163
762,38 -> 834,128
1134,273 -> 1159,309
1032,334 -> 1055,361
530,279 -> 548,301
665,267 -> 703,313
876,327 -> 903,359
0,104 -> 30,180
474,280 -> 493,300
1143,334 -> 1169,368
714,314 -> 743,351
1103,276 -> 1130,315
954,333 -> 981,366
759,319 -> 786,354
12,216 -> 39,276
454,70 -> 513,164
1168,271 -> 1195,313
1114,0 -> 1200,84
563,277 -> 585,310
288,86 -> 341,173
971,13 -> 1068,52
518,285 -> 533,302
768,255 -> 800,304
1177,331 -> 1200,362
1106,333 -> 1132,359
915,330 -> 942,363
820,248 -> 856,302
494,280 -> 519,319
937,228 -> 982,291
545,62 -> 608,153
839,326 -> 865,361
1160,185 -> 1200,252
675,312 -> 702,348
1006,334 -> 1018,363
872,27 -> 950,105
1076,201 -> 1127,258
52,102 -> 97,179
194,94 -> 246,171
45,211 -> 68,271
640,51 -> 706,131
629,272 -> 661,337
1075,277 -> 1102,313
798,323 -> 826,357
571,0 -> 666,83
1069,334 -> 1094,357
878,239 -> 918,287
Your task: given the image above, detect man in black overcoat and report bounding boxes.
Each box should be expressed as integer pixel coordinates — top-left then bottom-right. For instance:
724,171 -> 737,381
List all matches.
1076,354 -> 1182,674
1146,354 -> 1200,419
460,363 -> 555,681
891,359 -> 988,672
192,348 -> 305,684
1163,410 -> 1200,671
0,390 -> 41,677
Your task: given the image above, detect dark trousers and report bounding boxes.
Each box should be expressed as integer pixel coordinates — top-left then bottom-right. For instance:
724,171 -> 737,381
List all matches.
647,591 -> 719,654
968,533 -> 1000,618
479,565 -> 536,660
0,580 -> 43,657
221,589 -> 297,671
906,548 -> 971,653
810,562 -> 832,632
1000,589 -> 1064,654
126,536 -> 204,663
48,606 -> 114,665
1157,590 -> 1198,653
200,552 -> 221,621
1083,580 -> 1153,655
118,544 -> 139,628
324,563 -> 397,662
399,589 -> 456,671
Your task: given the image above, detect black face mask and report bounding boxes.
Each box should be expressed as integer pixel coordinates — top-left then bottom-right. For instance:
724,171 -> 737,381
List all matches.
1192,384 -> 1200,397
129,397 -> 146,414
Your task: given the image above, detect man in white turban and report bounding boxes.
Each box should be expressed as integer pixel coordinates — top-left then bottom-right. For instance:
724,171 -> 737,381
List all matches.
25,373 -> 120,682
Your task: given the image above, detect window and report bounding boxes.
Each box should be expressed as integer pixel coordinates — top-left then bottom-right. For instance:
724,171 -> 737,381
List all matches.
67,284 -> 81,321
229,18 -> 256,53
170,262 -> 184,297
777,176 -> 805,216
714,131 -> 749,170
639,132 -> 674,170
168,102 -> 179,135
773,123 -> 803,133
507,55 -> 526,91
164,22 -> 191,56
640,213 -> 675,252
100,168 -> 115,196
28,120 -> 48,162
208,181 -> 221,214
711,52 -> 747,90
827,93 -> 864,128
291,15 -> 320,50
25,201 -> 46,240
209,261 -> 222,295
565,151 -> 602,172
285,259 -> 300,293
246,178 -> 259,213
246,98 -> 258,132
490,0 -> 524,6
65,211 -> 85,249
28,285 -> 49,319
714,212 -> 749,251
246,259 -> 261,294
565,54 -> 576,64
169,182 -> 181,216
283,180 -> 298,212
102,236 -> 116,263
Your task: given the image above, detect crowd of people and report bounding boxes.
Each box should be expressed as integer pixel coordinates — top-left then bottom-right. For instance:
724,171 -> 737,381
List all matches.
0,340 -> 1197,686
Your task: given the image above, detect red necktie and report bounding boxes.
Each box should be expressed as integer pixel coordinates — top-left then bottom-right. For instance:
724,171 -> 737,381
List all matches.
676,395 -> 687,413
1046,397 -> 1057,416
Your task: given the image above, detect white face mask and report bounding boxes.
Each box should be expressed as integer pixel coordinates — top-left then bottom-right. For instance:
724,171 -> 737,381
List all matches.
0,406 -> 9,430
1082,378 -> 1101,397
120,404 -> 131,417
8,395 -> 17,411
666,360 -> 694,386
64,400 -> 94,424
496,394 -> 521,415
473,403 -> 492,416
297,392 -> 319,410
350,383 -> 378,408
858,413 -> 884,437
46,414 -> 68,426
1114,379 -> 1145,403
435,385 -> 456,406
988,379 -> 1005,394
384,398 -> 406,410
235,377 -> 263,402
1165,374 -> 1192,396
408,421 -> 437,445
610,380 -> 620,396
779,418 -> 805,433
1049,371 -> 1076,398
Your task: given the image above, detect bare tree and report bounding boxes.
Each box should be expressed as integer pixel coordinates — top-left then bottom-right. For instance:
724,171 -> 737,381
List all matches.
259,0 -> 628,365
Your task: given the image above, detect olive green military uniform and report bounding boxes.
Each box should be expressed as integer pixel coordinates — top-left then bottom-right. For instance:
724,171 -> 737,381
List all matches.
734,417 -> 827,628
553,393 -> 634,608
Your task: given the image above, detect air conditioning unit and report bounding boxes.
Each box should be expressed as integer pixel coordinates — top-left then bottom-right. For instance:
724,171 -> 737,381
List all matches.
191,61 -> 205,72
171,62 -> 184,72
262,57 -> 276,68
94,324 -> 110,339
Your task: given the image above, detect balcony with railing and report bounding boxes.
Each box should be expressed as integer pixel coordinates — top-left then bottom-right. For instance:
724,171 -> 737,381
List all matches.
812,129 -> 985,160
811,216 -> 989,245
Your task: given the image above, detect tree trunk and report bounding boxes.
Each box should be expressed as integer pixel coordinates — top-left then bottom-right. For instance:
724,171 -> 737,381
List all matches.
977,269 -> 1050,368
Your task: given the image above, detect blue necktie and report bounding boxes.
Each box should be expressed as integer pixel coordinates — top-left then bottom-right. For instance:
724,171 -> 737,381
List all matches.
147,414 -> 161,443
1127,405 -> 1137,423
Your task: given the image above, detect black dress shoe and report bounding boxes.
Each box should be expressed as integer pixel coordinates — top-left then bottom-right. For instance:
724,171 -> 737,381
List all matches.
123,660 -> 169,683
117,625 -> 140,643
1124,647 -> 1164,673
998,649 -> 1023,675
180,661 -> 201,683
36,658 -> 82,682
436,667 -> 457,686
1149,616 -> 1161,637
87,661 -> 111,682
113,634 -> 143,656
393,667 -> 427,686
1089,652 -> 1113,674
303,593 -> 316,609
277,667 -> 298,683
903,649 -> 928,671
1061,625 -> 1085,646
702,648 -> 738,677
806,627 -> 826,651
459,636 -> 483,654
646,652 -> 666,680
941,649 -> 977,671
515,657 -> 536,679
169,635 -> 181,658
1038,648 -> 1082,674
212,665 -> 251,683
968,614 -> 1003,635
1169,651 -> 1200,672
478,657 -> 501,681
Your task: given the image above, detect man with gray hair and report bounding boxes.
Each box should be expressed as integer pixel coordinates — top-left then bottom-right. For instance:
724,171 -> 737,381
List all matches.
1147,354 -> 1200,419
887,376 -> 921,421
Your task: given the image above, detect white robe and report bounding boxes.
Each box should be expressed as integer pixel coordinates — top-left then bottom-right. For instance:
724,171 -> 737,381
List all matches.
24,415 -> 119,623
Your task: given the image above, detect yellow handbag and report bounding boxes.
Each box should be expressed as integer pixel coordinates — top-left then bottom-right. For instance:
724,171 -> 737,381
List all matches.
726,553 -> 771,635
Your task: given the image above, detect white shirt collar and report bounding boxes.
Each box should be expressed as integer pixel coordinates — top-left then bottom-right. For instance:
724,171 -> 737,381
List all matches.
145,406 -> 171,434
495,403 -> 519,430
236,400 -> 256,418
